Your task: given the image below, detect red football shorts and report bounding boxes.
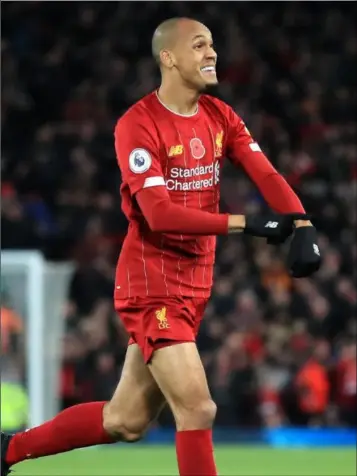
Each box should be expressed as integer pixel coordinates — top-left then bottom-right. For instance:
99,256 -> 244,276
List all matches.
114,296 -> 209,363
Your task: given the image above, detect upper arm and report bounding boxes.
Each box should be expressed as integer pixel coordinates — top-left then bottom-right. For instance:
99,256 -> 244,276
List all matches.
114,112 -> 167,196
225,107 -> 279,181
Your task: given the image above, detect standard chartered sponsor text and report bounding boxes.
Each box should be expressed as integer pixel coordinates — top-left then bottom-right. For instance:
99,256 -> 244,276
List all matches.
166,163 -> 220,191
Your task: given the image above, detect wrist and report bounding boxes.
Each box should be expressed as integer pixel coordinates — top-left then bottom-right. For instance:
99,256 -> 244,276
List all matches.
228,215 -> 246,234
294,219 -> 313,228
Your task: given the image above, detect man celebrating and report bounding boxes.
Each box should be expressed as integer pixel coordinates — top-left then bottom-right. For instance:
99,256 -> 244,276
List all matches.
2,17 -> 321,476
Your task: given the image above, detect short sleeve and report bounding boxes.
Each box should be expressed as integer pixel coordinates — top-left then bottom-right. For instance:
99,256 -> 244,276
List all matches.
114,111 -> 166,196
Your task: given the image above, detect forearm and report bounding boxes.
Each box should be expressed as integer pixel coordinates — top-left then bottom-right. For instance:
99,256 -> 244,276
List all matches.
258,172 -> 305,214
258,174 -> 312,227
232,143 -> 308,219
148,200 -> 230,235
137,187 -> 236,235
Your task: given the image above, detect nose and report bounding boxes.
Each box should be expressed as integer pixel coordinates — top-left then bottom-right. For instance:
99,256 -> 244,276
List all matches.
206,47 -> 217,62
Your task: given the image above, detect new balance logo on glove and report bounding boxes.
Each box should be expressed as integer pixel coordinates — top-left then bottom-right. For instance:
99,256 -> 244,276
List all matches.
265,221 -> 278,228
244,213 -> 296,241
313,243 -> 320,256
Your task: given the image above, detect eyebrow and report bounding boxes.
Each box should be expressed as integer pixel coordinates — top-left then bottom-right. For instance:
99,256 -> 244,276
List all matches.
192,34 -> 213,42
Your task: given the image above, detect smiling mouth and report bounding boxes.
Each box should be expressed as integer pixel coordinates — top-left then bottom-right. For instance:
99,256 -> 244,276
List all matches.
200,66 -> 216,75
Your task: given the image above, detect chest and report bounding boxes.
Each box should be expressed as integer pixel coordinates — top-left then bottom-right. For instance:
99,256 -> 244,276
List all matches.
151,116 -> 226,208
157,118 -> 226,179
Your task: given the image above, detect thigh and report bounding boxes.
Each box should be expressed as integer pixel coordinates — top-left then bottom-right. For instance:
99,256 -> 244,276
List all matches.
106,343 -> 166,426
148,341 -> 213,429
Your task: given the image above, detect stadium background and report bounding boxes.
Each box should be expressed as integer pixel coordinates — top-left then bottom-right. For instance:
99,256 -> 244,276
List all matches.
1,2 -> 356,475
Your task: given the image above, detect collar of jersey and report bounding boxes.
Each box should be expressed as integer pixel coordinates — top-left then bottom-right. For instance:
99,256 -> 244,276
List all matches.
155,90 -> 199,118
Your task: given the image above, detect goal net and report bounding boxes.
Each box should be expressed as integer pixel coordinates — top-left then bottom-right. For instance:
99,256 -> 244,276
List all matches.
1,251 -> 73,428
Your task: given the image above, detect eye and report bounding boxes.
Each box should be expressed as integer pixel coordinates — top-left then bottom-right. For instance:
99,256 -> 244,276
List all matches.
194,43 -> 205,50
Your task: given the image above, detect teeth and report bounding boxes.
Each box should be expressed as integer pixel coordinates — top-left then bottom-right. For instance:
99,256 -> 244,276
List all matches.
201,66 -> 215,72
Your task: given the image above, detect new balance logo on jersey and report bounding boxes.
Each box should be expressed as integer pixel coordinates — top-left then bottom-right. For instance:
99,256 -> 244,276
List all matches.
313,244 -> 320,256
168,145 -> 183,157
265,221 -> 278,228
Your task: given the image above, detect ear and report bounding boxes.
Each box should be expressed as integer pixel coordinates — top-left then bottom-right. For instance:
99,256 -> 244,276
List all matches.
160,49 -> 175,68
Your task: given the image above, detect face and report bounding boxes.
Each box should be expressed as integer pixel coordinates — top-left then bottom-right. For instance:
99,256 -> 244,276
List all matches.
164,21 -> 218,91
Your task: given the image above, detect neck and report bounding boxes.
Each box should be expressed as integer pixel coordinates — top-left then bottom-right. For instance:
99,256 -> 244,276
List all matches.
158,80 -> 200,116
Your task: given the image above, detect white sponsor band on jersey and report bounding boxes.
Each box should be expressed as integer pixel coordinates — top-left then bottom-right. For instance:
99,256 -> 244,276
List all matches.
143,176 -> 165,188
249,142 -> 262,152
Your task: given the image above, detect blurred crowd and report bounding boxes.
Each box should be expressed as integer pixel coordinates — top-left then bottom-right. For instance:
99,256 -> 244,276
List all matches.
2,2 -> 356,428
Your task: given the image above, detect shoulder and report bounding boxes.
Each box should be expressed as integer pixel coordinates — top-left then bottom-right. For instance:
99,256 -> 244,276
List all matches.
199,94 -> 232,114
199,94 -> 242,125
115,92 -> 158,133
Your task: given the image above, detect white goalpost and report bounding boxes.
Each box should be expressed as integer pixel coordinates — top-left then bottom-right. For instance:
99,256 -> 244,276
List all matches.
1,251 -> 74,428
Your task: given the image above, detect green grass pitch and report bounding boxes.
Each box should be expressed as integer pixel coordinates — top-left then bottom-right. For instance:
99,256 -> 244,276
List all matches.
12,445 -> 356,475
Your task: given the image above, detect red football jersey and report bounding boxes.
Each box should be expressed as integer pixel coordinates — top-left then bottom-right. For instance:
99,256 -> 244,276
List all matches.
114,91 -> 262,298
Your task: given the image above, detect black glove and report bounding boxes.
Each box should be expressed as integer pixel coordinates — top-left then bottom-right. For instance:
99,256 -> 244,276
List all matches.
287,226 -> 322,278
266,214 -> 313,245
244,213 -> 302,242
